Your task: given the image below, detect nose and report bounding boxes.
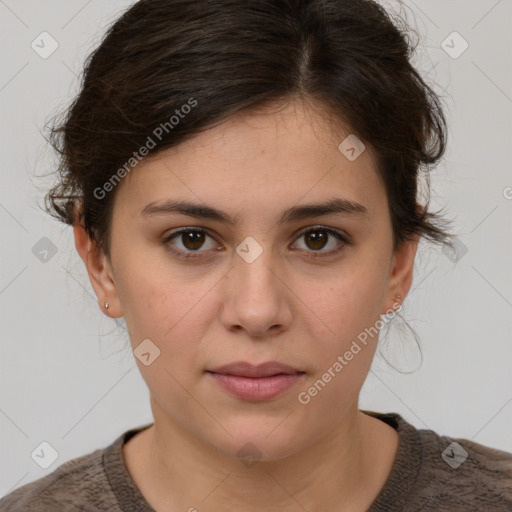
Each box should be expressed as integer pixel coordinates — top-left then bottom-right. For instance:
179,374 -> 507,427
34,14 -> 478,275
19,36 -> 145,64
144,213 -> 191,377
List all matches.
219,241 -> 293,339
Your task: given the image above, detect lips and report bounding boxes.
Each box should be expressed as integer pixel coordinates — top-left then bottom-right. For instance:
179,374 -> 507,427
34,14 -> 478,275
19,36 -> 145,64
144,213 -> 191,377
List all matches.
207,361 -> 304,378
206,361 -> 305,401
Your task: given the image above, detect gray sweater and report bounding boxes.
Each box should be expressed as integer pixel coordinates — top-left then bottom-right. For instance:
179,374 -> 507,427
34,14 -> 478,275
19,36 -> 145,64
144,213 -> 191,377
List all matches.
1,410 -> 511,511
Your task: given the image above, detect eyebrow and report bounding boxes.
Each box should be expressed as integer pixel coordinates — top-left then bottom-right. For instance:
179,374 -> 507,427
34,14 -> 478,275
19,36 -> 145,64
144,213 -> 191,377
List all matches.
141,197 -> 369,225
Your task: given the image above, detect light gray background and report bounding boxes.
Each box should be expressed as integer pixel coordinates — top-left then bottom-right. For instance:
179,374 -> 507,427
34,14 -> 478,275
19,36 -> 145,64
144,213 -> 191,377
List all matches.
1,0 -> 511,495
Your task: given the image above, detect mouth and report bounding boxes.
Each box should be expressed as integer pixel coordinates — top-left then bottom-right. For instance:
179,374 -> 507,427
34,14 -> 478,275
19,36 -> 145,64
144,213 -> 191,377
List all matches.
206,361 -> 306,401
207,361 -> 305,378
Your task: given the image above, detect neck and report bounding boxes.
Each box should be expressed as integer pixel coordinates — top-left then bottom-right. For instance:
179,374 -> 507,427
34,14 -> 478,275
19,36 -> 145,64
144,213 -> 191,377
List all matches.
123,401 -> 399,512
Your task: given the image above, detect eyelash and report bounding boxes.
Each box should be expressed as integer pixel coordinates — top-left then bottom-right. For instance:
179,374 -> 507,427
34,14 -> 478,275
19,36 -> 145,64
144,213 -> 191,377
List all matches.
162,226 -> 350,261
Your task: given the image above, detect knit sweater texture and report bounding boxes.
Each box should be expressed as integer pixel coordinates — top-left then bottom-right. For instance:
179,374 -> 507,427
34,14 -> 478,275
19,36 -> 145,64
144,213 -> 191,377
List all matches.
1,410 -> 511,511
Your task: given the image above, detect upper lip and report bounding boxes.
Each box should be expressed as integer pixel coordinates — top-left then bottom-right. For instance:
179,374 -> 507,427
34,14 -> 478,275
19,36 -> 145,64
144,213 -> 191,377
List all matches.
208,361 -> 304,378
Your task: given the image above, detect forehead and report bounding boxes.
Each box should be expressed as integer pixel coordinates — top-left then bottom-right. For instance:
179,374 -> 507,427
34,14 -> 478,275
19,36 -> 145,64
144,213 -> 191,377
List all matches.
113,99 -> 386,222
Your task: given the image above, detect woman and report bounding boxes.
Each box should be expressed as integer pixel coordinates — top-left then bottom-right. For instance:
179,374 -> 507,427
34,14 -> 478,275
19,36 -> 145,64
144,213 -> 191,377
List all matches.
1,0 -> 511,510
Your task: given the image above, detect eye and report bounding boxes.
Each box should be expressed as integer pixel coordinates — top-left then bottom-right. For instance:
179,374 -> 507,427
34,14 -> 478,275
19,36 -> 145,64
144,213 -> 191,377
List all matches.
163,227 -> 220,259
291,226 -> 349,258
162,225 -> 350,260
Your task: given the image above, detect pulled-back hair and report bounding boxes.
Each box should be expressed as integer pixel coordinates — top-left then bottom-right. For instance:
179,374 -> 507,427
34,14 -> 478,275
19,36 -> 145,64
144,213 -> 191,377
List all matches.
44,0 -> 455,260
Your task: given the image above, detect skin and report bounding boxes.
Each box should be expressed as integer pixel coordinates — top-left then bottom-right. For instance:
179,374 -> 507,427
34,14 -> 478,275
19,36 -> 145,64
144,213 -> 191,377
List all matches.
74,97 -> 419,512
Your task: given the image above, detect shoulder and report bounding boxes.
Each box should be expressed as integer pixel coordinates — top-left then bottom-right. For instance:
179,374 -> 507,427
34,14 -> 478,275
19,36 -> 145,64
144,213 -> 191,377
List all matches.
414,426 -> 512,510
0,438 -> 120,512
364,410 -> 512,511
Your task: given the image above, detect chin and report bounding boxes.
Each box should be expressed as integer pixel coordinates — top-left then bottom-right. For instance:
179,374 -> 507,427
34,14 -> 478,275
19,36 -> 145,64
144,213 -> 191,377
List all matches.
205,416 -> 310,464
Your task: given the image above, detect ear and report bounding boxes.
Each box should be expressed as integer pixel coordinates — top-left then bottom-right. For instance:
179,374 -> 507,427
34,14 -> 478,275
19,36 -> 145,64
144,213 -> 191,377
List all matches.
73,219 -> 123,318
382,233 -> 420,314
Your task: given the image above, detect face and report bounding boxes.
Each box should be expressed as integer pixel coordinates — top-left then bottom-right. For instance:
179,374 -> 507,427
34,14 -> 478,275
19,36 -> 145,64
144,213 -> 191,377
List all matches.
76,98 -> 417,461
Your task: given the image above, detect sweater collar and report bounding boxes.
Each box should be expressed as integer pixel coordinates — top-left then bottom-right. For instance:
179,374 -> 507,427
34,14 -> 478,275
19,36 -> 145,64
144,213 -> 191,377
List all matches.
103,411 -> 422,511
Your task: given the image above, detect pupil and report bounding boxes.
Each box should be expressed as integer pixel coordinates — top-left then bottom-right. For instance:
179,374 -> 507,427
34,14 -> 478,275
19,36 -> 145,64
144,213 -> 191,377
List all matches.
307,230 -> 327,250
184,231 -> 204,250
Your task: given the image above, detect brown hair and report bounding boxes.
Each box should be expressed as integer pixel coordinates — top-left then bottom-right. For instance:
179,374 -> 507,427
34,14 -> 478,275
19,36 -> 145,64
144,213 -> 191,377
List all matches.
44,0 -> 455,262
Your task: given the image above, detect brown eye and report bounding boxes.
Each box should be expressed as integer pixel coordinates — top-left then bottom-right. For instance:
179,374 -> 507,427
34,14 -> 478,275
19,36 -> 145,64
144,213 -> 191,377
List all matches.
163,225 -> 349,261
293,227 -> 348,257
181,230 -> 206,250
304,229 -> 329,250
163,227 -> 219,258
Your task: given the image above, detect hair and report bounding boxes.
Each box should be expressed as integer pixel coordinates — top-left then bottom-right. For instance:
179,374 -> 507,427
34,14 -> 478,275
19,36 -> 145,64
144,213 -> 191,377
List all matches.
44,0 -> 456,263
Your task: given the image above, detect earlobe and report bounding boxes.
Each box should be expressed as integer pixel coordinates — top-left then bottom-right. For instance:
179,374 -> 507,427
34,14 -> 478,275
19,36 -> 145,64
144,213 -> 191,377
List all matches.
72,221 -> 122,317
384,234 -> 420,313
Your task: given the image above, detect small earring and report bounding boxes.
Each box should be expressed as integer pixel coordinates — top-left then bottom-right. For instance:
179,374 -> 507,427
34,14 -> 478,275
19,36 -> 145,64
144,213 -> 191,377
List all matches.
104,302 -> 109,310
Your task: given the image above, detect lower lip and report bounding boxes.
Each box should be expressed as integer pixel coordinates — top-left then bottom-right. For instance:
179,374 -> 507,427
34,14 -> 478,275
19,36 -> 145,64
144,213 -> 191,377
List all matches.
207,372 -> 304,401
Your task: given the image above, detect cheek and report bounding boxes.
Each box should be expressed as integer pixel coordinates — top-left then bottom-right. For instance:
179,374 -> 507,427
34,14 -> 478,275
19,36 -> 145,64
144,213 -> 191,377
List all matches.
117,249 -> 205,332
294,276 -> 383,417
291,261 -> 389,408
116,259 -> 223,375
119,276 -> 211,410
299,263 -> 388,348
